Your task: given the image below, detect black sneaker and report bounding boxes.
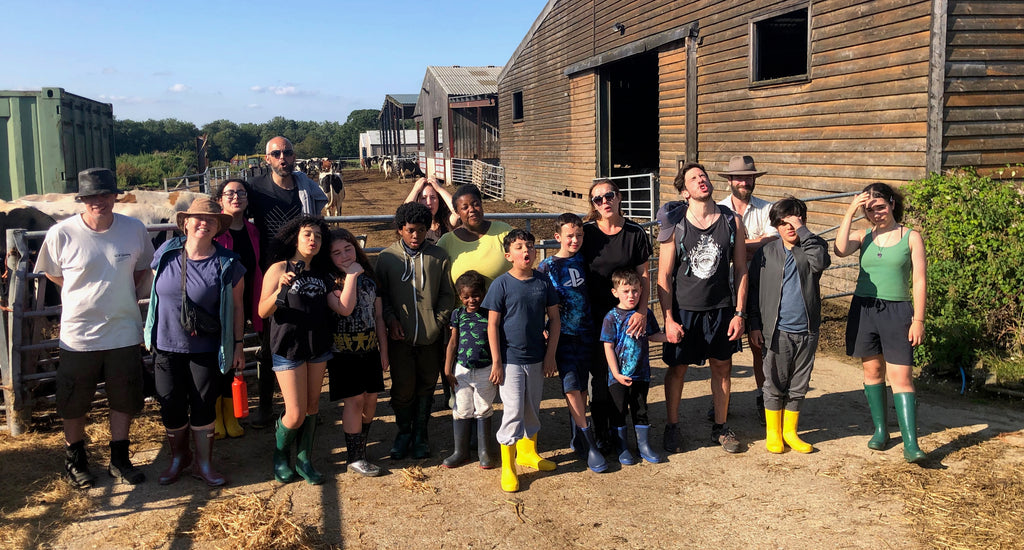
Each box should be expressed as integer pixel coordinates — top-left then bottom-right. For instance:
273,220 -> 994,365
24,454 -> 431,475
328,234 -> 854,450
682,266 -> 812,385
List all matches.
711,424 -> 742,454
64,442 -> 96,489
756,394 -> 766,426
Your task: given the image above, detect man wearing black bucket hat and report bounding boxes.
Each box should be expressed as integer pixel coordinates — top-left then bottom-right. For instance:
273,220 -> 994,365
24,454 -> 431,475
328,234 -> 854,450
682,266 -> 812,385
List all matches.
36,168 -> 155,488
717,155 -> 778,426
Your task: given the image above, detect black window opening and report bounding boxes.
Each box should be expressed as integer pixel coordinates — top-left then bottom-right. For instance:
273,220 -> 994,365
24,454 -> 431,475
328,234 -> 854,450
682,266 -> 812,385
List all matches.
511,91 -> 524,121
751,7 -> 810,85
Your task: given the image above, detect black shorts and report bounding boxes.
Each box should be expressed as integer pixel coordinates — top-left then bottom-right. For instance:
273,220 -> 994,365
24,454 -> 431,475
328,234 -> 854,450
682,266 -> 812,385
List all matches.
662,307 -> 740,367
57,346 -> 145,418
845,295 -> 915,366
326,349 -> 386,401
555,334 -> 591,394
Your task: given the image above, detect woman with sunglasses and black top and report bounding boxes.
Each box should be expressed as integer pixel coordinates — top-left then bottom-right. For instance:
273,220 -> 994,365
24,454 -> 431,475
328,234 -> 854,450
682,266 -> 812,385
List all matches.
835,182 -> 928,463
581,179 -> 653,454
246,136 -> 328,428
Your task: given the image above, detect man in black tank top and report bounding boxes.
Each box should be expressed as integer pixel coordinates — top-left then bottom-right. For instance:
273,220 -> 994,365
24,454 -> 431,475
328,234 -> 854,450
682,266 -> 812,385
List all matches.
655,162 -> 749,454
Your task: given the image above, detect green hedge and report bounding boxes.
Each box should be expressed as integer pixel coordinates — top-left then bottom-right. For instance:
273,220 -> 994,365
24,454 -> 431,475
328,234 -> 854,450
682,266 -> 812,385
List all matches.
903,166 -> 1024,376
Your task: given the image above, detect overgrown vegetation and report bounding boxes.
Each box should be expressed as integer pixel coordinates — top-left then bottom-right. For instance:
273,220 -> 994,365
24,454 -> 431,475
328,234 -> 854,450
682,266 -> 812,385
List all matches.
115,150 -> 194,188
903,165 -> 1024,381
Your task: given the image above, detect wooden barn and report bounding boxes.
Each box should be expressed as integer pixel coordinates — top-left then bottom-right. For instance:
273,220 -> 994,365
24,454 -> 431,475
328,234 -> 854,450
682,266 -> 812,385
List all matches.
413,66 -> 502,183
378,94 -> 419,158
497,0 -> 1024,226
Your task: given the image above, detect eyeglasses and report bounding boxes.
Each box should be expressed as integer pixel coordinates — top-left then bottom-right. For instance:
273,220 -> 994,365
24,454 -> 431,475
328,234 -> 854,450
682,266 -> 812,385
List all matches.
268,149 -> 294,159
222,190 -> 248,199
591,191 -> 616,205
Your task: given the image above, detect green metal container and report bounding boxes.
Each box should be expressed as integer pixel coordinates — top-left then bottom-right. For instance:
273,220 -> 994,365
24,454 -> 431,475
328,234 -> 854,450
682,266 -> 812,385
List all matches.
0,87 -> 115,201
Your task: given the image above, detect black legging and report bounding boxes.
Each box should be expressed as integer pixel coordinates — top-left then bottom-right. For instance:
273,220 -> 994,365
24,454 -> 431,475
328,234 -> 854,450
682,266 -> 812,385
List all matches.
154,350 -> 220,427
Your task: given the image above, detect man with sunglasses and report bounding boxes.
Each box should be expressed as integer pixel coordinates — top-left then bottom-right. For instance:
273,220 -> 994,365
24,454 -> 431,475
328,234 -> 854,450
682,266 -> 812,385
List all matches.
247,136 -> 328,427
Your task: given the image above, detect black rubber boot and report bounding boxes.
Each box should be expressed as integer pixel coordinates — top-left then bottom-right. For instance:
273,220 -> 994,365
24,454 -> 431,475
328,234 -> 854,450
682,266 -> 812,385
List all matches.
389,405 -> 414,460
108,440 -> 145,484
477,416 -> 498,469
443,418 -> 473,468
65,440 -> 96,489
411,397 -> 432,459
346,431 -> 382,477
663,423 -> 681,454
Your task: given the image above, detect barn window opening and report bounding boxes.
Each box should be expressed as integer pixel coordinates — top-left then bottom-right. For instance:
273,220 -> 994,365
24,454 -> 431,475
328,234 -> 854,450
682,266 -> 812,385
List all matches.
750,7 -> 810,85
433,117 -> 443,151
512,91 -> 524,121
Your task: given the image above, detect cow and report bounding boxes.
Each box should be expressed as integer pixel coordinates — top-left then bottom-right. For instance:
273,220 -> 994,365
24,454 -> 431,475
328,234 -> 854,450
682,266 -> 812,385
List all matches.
319,172 -> 345,218
397,159 -> 425,183
320,158 -> 333,173
381,158 -> 394,180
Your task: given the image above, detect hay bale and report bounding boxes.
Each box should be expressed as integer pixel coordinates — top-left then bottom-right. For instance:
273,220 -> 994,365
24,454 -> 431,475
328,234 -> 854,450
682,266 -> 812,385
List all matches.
189,492 -> 331,550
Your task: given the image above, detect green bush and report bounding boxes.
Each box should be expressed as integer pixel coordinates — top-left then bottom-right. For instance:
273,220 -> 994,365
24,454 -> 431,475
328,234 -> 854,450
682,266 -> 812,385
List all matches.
116,150 -> 194,188
903,166 -> 1024,377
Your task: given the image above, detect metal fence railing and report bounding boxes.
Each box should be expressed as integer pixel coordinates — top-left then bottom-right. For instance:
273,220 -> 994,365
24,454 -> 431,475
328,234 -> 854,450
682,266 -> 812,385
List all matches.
594,173 -> 659,221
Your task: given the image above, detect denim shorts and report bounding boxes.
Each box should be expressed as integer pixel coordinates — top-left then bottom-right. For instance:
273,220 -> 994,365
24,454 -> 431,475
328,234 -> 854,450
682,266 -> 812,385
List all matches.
272,351 -> 333,372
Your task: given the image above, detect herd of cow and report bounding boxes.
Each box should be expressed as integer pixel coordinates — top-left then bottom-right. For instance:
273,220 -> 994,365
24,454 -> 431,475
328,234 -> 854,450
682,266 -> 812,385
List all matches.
361,155 -> 424,182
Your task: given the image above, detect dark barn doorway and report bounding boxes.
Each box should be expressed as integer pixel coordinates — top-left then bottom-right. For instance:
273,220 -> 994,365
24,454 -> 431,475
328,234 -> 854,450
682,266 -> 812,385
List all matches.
598,52 -> 659,177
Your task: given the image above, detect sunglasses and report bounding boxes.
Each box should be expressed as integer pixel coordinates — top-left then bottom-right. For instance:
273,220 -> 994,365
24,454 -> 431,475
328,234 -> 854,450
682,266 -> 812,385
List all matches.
591,191 -> 616,205
222,190 -> 248,199
268,149 -> 294,159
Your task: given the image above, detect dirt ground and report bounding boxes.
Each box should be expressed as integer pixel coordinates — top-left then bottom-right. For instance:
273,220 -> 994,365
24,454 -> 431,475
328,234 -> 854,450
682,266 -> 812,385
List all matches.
2,169 -> 1023,549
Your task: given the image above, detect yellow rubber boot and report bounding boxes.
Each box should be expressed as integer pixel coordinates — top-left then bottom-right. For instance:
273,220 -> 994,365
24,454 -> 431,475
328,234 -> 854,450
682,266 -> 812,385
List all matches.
500,444 -> 519,492
764,409 -> 784,453
213,397 -> 226,440
515,434 -> 556,471
222,395 -> 245,438
782,410 -> 813,453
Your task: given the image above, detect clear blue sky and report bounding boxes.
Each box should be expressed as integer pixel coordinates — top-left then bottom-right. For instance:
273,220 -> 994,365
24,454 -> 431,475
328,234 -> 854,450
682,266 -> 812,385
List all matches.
2,0 -> 548,125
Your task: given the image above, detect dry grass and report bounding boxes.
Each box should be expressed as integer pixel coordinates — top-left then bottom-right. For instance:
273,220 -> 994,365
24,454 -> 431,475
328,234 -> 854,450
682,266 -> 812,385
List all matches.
852,429 -> 1024,549
0,476 -> 95,549
398,466 -> 438,494
189,492 -> 335,550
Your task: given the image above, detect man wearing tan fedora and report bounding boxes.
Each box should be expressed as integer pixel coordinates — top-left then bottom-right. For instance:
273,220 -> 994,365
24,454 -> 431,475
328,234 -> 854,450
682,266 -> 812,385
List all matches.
36,168 -> 155,488
717,155 -> 778,425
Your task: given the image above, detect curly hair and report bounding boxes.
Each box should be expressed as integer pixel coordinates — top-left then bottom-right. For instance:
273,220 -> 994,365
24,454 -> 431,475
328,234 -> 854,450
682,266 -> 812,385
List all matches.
454,270 -> 486,297
394,202 -> 433,229
328,227 -> 376,283
270,215 -> 333,272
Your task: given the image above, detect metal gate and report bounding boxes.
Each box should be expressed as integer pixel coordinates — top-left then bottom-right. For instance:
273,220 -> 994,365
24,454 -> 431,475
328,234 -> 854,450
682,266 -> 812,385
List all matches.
593,173 -> 659,221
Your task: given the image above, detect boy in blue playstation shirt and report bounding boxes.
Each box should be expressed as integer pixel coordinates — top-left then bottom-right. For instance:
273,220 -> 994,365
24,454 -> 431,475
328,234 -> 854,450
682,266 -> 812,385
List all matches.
537,213 -> 608,473
601,268 -> 668,465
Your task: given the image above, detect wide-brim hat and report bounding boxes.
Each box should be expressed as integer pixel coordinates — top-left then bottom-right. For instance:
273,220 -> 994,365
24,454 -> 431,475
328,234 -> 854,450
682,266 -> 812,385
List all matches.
75,168 -> 121,200
176,197 -> 233,237
718,155 -> 766,178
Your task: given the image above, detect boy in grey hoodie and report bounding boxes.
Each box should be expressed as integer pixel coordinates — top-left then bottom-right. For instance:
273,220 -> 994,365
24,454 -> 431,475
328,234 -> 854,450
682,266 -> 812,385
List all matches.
377,202 -> 456,459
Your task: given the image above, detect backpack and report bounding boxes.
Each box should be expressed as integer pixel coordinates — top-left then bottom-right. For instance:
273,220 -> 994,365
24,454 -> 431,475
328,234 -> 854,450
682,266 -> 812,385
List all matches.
657,200 -> 737,277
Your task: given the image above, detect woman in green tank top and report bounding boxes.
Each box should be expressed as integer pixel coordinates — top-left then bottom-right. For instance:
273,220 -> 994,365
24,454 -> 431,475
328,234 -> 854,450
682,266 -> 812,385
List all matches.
835,182 -> 928,463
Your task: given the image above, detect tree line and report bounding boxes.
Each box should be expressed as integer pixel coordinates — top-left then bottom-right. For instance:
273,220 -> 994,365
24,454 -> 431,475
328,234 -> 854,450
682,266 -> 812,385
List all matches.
114,110 -> 380,162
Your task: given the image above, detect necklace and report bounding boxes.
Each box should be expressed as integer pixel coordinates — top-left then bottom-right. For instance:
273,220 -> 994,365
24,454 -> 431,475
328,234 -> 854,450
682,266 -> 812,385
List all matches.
874,225 -> 903,259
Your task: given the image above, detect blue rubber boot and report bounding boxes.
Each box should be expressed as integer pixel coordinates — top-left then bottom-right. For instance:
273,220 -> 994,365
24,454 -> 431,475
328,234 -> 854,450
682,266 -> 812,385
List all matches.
635,425 -> 663,463
580,424 -> 609,473
614,426 -> 637,466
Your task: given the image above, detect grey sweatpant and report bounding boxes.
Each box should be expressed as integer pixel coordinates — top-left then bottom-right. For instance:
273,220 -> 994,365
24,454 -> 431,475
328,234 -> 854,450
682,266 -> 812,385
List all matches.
496,361 -> 544,446
761,330 -> 818,411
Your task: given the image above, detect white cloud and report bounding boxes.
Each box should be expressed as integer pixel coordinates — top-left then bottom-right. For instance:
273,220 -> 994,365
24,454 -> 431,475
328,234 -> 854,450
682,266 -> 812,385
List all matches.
169,83 -> 190,93
249,84 -> 316,97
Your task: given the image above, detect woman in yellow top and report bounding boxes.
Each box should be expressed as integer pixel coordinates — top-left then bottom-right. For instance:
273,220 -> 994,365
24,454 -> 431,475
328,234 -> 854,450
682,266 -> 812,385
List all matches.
436,184 -> 512,288
835,182 -> 927,463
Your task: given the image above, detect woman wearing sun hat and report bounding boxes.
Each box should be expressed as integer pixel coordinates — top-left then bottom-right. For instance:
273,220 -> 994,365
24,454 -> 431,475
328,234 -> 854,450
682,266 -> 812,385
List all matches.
144,197 -> 247,486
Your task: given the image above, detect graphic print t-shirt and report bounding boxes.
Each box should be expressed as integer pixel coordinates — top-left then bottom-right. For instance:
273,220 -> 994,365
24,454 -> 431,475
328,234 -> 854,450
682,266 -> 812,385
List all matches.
673,215 -> 733,311
537,254 -> 591,337
248,174 -> 302,268
450,307 -> 491,368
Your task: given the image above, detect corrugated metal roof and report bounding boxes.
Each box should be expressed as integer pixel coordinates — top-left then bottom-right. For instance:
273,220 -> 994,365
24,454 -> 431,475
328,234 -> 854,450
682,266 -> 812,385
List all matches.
386,94 -> 420,106
427,66 -> 503,96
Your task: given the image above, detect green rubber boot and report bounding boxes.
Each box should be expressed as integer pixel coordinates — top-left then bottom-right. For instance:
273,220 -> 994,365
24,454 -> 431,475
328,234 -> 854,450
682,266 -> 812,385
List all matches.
295,414 -> 325,485
893,392 -> 927,463
863,383 -> 890,450
273,418 -> 300,483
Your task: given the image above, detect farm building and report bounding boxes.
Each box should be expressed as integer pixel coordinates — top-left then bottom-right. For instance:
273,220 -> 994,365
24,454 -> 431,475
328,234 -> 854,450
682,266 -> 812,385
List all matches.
377,94 -> 419,158
413,66 -> 502,183
497,0 -> 1024,226
358,129 -> 424,161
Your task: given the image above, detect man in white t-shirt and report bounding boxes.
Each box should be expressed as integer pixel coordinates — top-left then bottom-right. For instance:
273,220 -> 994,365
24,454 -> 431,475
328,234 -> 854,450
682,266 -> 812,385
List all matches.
36,168 -> 155,488
717,155 -> 778,425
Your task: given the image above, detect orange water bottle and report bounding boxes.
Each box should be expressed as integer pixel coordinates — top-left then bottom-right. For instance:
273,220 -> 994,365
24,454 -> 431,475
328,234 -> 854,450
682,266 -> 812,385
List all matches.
232,374 -> 249,418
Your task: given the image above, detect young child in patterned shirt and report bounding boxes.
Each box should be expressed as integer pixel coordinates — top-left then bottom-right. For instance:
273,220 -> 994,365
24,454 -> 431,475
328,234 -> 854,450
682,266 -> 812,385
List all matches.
601,268 -> 668,465
442,270 -> 498,469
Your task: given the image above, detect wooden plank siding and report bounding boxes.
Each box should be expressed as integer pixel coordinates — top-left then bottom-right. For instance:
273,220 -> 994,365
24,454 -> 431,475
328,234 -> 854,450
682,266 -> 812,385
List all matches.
499,0 -> 1021,219
942,0 -> 1024,176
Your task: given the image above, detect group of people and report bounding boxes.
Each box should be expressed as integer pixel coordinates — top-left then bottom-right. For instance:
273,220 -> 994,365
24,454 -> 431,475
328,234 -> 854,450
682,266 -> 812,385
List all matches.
36,144 -> 929,494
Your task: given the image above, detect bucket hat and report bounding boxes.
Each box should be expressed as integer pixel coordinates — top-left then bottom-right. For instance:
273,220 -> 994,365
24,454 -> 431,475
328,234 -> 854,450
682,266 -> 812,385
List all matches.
176,197 -> 233,237
75,168 -> 121,200
718,155 -> 766,178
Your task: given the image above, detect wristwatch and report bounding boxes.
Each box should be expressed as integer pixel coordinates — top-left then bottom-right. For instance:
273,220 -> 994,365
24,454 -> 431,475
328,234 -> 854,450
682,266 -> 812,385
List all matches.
733,311 -> 747,320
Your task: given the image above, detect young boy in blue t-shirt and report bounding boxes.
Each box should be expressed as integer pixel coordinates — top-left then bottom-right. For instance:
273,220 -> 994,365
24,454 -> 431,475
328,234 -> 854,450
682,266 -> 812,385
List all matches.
537,213 -> 608,473
482,229 -> 560,493
601,268 -> 668,465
